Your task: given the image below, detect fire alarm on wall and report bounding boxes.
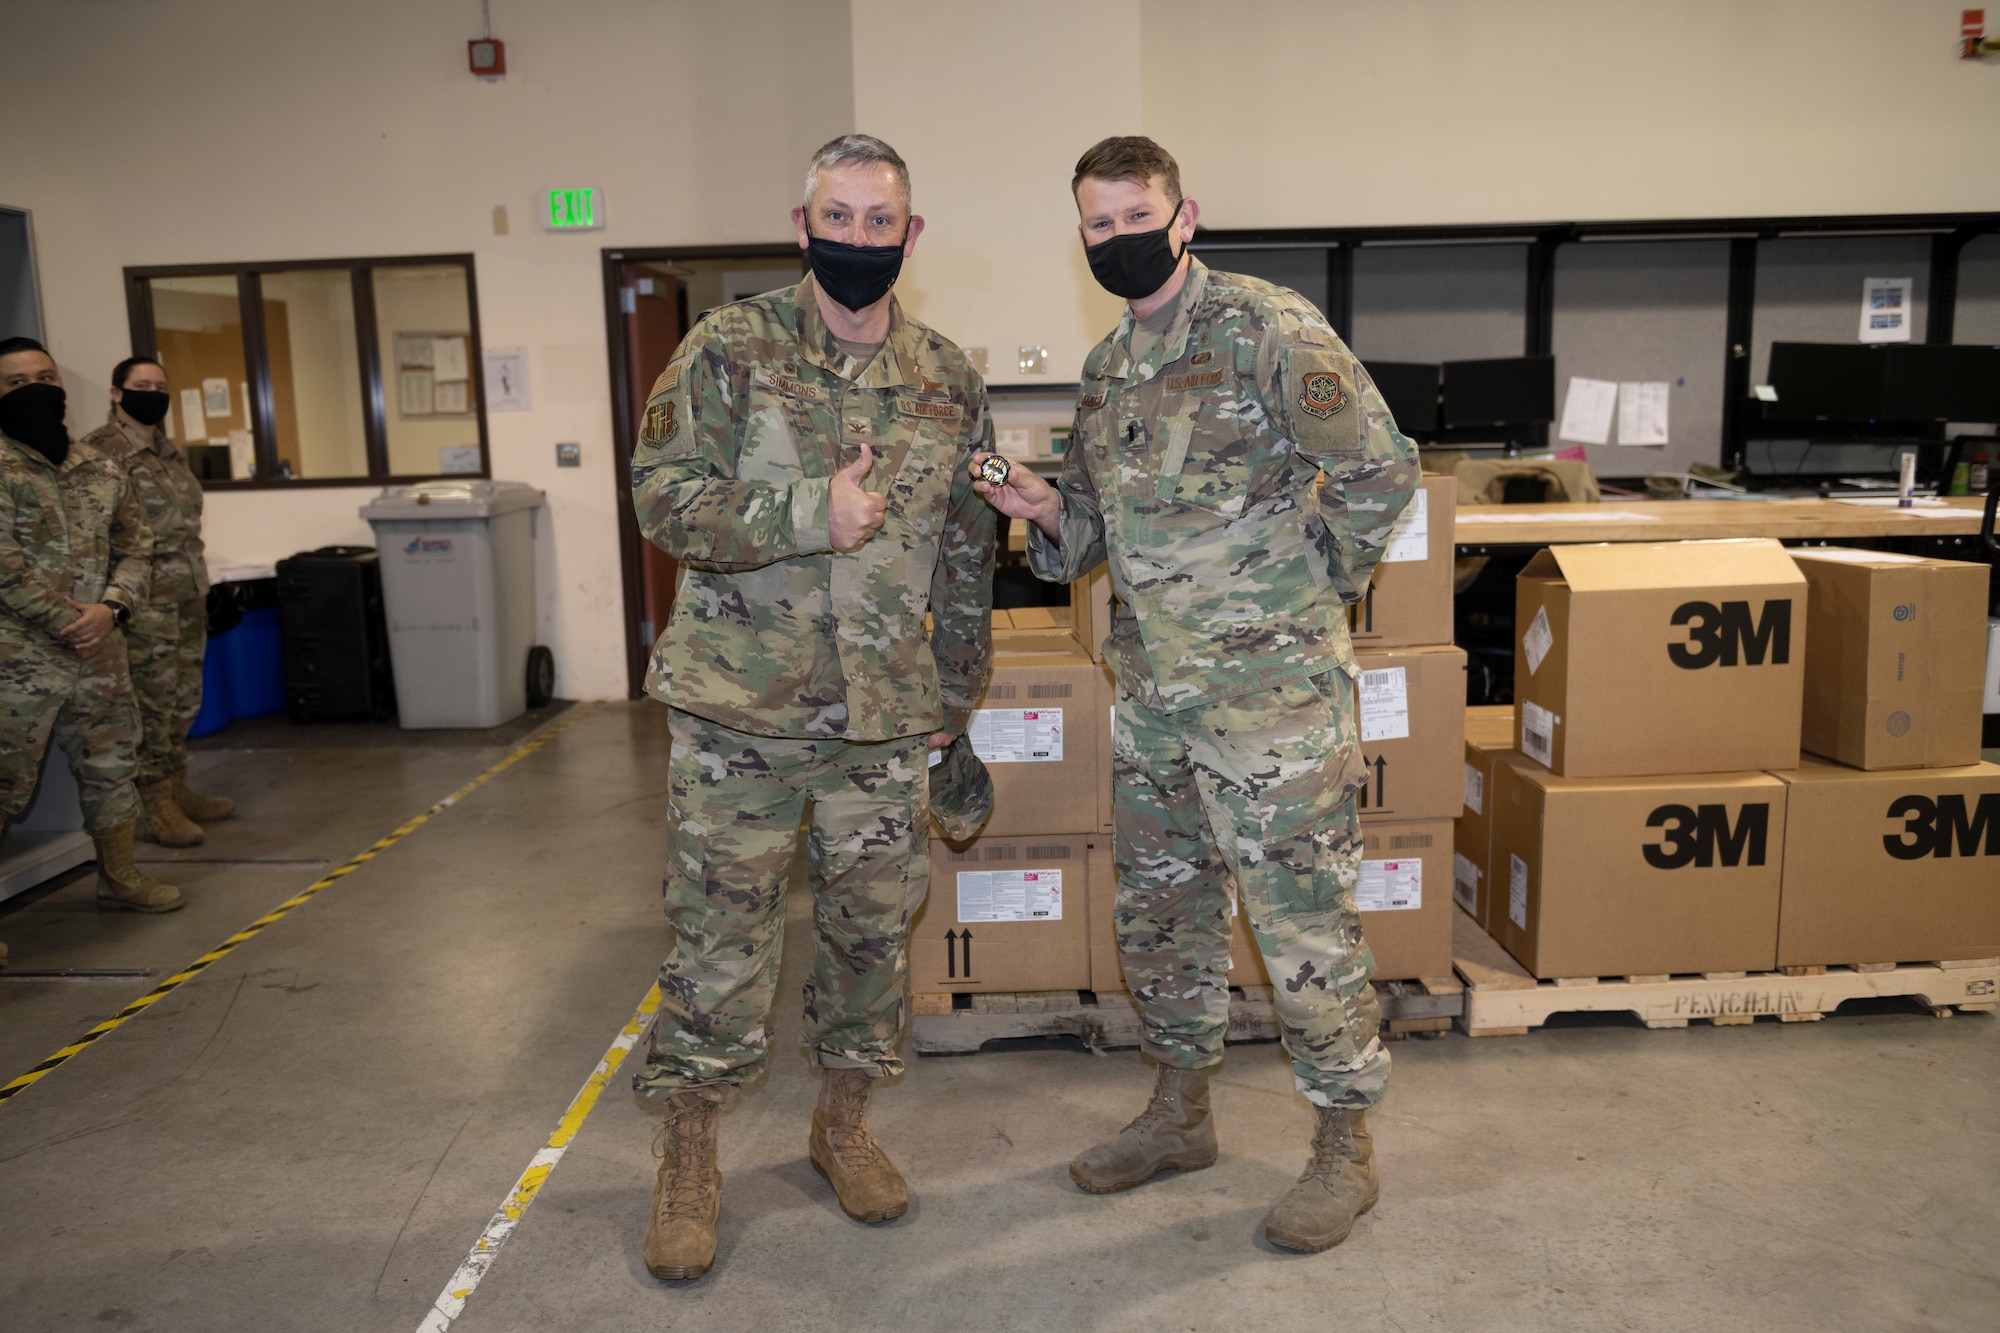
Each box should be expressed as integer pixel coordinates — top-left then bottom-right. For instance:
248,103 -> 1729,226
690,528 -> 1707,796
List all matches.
469,38 -> 505,77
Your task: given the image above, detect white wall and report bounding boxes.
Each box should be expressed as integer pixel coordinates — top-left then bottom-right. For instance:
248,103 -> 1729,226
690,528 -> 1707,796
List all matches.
0,0 -> 853,701
5,0 -> 1996,697
1145,0 -> 2000,228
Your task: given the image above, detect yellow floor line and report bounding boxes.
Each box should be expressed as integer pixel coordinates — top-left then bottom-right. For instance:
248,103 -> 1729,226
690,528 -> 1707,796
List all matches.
417,982 -> 660,1331
0,702 -> 600,1107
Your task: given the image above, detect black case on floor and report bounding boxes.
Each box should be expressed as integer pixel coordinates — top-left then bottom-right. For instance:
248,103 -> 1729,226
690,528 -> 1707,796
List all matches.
275,546 -> 397,722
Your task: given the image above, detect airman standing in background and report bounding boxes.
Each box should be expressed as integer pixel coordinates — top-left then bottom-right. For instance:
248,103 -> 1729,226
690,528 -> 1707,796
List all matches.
0,336 -> 184,914
973,137 -> 1419,1253
82,356 -> 232,847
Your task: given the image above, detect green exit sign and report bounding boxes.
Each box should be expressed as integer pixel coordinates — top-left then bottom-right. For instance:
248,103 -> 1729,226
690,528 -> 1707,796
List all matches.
544,187 -> 605,231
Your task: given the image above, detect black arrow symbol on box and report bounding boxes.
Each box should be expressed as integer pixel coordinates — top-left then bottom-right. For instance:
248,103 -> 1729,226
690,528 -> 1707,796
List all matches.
944,929 -> 959,978
1372,754 -> 1386,808
960,928 -> 973,978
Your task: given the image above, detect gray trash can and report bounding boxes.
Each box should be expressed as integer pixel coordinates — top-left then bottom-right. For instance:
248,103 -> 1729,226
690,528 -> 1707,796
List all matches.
359,480 -> 550,729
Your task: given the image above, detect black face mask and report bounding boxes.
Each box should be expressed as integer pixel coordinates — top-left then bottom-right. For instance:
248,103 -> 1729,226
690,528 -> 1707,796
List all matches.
806,232 -> 906,313
0,382 -> 71,466
1085,214 -> 1186,301
118,388 -> 171,427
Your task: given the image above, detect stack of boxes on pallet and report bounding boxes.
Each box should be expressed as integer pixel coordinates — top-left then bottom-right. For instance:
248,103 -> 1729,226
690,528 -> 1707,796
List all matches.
1454,538 -> 1998,979
1230,475 -> 1465,985
910,566 -> 1114,993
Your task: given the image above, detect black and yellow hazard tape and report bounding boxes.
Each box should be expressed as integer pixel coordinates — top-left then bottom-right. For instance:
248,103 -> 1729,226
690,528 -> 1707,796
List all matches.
0,702 -> 599,1107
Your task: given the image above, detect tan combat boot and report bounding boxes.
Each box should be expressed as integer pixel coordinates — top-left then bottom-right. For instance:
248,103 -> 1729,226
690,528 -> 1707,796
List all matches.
93,823 -> 185,913
1069,1064 -> 1218,1194
139,779 -> 203,847
808,1068 -> 909,1223
174,772 -> 235,822
1263,1105 -> 1380,1252
644,1091 -> 722,1280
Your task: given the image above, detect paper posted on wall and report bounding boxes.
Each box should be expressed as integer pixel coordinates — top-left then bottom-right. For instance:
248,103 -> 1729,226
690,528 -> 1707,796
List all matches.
1616,381 -> 1669,446
1858,277 -> 1913,343
1557,376 -> 1617,446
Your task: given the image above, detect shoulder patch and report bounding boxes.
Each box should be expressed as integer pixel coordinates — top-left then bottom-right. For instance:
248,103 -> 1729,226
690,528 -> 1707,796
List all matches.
1298,369 -> 1349,420
642,401 -> 678,446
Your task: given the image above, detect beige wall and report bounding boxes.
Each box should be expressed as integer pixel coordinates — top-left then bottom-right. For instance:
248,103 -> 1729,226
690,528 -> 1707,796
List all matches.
1,0 -> 852,701
3,0 -> 1994,698
1144,0 -> 2000,229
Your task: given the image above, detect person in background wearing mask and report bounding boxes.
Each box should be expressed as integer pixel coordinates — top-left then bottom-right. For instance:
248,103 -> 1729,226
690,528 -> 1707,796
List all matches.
0,337 -> 184,916
80,357 -> 230,847
626,134 -> 995,1280
971,137 -> 1420,1253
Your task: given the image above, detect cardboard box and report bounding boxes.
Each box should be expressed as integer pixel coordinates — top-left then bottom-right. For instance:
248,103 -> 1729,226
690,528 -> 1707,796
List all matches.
1514,538 -> 1807,778
1355,645 -> 1467,823
1095,660 -> 1116,834
992,604 -> 1084,654
951,646 -> 1108,839
1228,818 -> 1455,983
1489,758 -> 1786,977
911,833 -> 1094,992
1771,758 -> 2000,967
1086,840 -> 1123,992
1070,562 -> 1114,664
1454,708 -> 1517,931
1346,475 -> 1456,649
1790,548 -> 1988,770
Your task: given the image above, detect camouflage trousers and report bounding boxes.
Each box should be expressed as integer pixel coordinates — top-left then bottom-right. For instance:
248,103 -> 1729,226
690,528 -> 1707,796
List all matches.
634,707 -> 931,1101
0,630 -> 142,832
1111,670 -> 1389,1110
125,596 -> 206,783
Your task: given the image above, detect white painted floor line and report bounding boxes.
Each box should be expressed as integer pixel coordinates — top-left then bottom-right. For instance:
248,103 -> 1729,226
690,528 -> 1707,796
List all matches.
416,982 -> 661,1331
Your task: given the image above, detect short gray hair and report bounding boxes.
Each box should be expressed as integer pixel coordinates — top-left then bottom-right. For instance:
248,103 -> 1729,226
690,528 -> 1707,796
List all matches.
802,134 -> 911,210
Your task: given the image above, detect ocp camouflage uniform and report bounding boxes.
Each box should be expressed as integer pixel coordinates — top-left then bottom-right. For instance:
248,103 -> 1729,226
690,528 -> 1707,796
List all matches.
82,416 -> 208,785
1,430 -> 153,832
630,276 -> 995,1097
1028,258 -> 1419,1109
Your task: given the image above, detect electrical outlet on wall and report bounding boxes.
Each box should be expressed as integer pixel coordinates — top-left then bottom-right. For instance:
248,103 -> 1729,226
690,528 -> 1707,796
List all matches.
556,442 -> 581,467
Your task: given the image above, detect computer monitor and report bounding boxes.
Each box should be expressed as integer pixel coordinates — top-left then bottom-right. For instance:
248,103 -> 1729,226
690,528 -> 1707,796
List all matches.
1878,343 -> 2000,422
1365,361 -> 1440,433
1439,356 -> 1555,429
1764,343 -> 1886,421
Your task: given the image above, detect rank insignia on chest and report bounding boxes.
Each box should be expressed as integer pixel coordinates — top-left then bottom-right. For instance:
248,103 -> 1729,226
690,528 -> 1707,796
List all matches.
1298,371 -> 1349,420
643,401 -> 678,444
1190,350 -> 1213,365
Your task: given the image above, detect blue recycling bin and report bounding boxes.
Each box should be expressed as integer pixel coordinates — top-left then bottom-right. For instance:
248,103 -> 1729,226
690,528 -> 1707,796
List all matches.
186,586 -> 286,738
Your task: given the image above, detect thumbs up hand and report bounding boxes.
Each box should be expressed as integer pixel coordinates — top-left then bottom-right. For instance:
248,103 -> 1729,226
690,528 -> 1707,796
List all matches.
829,441 -> 889,551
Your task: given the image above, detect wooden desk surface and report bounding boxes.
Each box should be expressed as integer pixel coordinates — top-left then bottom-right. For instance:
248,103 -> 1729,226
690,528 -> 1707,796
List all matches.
1450,496 -> 1989,545
1003,496 -> 1990,553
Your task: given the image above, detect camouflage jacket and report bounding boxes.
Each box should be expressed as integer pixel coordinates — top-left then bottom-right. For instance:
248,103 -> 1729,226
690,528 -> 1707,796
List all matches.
82,415 -> 208,604
1027,259 -> 1418,712
1,430 -> 154,647
631,276 -> 996,741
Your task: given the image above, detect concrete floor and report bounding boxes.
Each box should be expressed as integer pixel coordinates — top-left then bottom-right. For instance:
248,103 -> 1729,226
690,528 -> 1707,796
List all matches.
1,702 -> 1995,1332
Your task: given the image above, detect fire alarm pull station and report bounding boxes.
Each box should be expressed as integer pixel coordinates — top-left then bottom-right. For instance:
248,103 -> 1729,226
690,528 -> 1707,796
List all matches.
469,38 -> 506,78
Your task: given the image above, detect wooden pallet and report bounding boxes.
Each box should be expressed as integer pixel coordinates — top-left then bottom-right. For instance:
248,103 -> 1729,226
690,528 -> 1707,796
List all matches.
910,976 -> 1463,1056
1451,908 -> 2000,1036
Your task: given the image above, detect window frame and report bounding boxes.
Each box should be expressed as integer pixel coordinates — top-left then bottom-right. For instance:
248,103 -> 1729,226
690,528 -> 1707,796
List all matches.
122,252 -> 490,490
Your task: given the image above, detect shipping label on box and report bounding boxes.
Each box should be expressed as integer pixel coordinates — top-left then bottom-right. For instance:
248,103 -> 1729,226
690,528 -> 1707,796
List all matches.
912,834 -> 1093,992
1229,818 -> 1454,983
1454,718 -> 1516,933
943,647 -> 1108,839
1489,759 -> 1785,978
1355,646 -> 1467,823
1772,759 -> 2000,967
1790,549 -> 1988,771
1514,538 -> 1806,778
1346,476 -> 1455,649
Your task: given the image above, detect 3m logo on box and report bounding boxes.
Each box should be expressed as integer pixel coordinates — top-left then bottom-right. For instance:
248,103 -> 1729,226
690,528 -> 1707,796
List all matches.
1667,600 -> 1792,670
1642,803 -> 1771,870
1882,792 -> 2000,860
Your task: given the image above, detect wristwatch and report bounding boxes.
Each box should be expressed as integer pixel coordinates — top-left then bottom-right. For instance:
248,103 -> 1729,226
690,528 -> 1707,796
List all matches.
106,601 -> 131,627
